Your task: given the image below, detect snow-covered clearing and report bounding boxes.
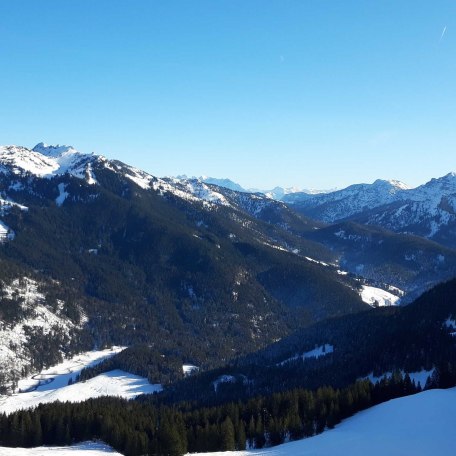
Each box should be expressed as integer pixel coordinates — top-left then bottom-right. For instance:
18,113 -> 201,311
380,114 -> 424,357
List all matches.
0,219 -> 14,241
16,347 -> 125,393
187,387 -> 456,456
0,369 -> 162,415
0,347 -> 163,414
55,183 -> 69,206
183,364 -> 199,376
277,344 -> 334,366
303,344 -> 334,359
360,285 -> 401,307
0,441 -> 121,455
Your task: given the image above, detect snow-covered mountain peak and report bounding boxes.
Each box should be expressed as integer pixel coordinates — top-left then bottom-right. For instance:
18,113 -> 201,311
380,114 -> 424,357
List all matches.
428,172 -> 456,188
201,176 -> 246,193
409,173 -> 456,201
0,143 -> 99,184
32,142 -> 80,157
0,145 -> 60,176
386,179 -> 409,190
371,179 -> 409,192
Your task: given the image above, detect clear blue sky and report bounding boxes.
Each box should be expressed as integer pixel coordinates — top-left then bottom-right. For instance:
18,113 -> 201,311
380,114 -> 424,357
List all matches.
0,1 -> 454,190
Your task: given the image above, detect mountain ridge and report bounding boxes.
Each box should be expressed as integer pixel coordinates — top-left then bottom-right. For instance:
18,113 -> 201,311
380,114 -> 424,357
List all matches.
0,142 -> 369,392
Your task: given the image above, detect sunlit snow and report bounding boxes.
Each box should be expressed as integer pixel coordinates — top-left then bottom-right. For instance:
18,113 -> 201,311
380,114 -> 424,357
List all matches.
305,257 -> 329,267
360,285 -> 401,307
55,183 -> 69,206
0,347 -> 162,414
0,441 -> 121,455
183,364 -> 199,376
0,220 -> 14,241
1,388 -> 455,455
0,277 -> 83,388
278,344 -> 334,366
188,387 -> 456,456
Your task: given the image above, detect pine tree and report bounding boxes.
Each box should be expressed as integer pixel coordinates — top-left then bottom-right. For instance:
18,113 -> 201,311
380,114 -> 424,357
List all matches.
220,416 -> 235,451
236,420 -> 247,450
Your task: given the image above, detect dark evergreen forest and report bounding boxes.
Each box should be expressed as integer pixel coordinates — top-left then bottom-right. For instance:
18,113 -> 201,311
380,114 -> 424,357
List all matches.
3,368 -> 455,456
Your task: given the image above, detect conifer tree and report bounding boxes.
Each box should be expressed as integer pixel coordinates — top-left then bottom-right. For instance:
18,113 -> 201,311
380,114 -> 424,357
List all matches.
220,416 -> 236,450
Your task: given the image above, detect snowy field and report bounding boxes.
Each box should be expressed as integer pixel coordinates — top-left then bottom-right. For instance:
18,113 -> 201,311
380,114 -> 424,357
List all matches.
0,347 -> 162,415
191,387 -> 456,456
2,387 -> 455,455
0,441 -> 121,455
15,347 -> 125,394
360,285 -> 401,306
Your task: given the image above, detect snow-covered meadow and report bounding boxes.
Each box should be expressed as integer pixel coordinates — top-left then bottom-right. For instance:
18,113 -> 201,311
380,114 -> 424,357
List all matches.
189,387 -> 456,456
0,347 -> 162,415
0,441 -> 122,455
360,285 -> 401,307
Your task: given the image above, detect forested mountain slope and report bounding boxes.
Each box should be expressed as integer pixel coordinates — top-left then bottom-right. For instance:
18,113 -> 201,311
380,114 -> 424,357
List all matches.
0,144 -> 367,391
155,277 -> 456,404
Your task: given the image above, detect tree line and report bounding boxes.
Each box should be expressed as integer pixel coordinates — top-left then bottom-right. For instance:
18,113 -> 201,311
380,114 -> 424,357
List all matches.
2,365 -> 455,456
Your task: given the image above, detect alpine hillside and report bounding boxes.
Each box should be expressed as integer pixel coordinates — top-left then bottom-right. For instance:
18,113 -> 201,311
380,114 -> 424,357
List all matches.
0,143 -> 368,392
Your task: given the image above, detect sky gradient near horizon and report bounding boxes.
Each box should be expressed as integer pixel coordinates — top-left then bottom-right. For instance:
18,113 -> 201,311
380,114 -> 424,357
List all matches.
0,1 -> 455,190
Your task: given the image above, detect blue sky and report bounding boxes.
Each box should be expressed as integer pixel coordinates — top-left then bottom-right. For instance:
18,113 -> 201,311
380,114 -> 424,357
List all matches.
0,1 -> 454,190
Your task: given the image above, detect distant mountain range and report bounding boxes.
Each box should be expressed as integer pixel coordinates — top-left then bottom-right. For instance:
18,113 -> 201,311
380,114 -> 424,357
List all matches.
194,173 -> 456,249
177,176 -> 333,200
285,174 -> 456,249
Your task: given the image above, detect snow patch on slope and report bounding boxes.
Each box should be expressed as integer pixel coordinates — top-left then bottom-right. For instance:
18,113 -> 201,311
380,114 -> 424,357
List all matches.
55,183 -> 69,206
183,364 -> 199,376
15,347 -> 125,394
0,197 -> 28,213
278,344 -> 334,366
0,197 -> 28,242
360,285 -> 401,307
0,220 -> 15,241
188,387 -> 456,456
305,256 -> 330,267
0,278 -> 82,389
0,369 -> 162,415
